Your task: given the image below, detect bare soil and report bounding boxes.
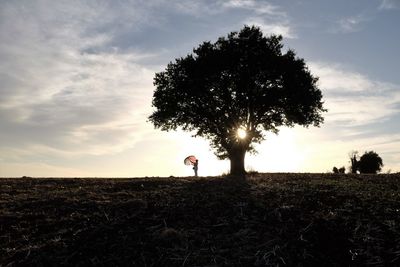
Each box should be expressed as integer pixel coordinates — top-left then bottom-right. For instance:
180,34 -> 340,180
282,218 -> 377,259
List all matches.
1,173 -> 400,266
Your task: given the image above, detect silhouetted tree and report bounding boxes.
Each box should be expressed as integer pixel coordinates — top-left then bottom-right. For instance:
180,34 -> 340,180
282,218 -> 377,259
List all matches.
338,167 -> 345,173
349,151 -> 359,174
149,26 -> 326,176
358,151 -> 383,174
333,166 -> 346,174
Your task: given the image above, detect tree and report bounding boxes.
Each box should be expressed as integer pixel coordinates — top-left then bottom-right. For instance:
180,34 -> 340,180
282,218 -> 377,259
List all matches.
349,151 -> 359,174
358,151 -> 383,174
149,26 -> 326,176
332,166 -> 345,174
339,167 -> 346,174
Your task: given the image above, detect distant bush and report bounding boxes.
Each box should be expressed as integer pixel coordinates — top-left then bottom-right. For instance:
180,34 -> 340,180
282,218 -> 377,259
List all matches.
332,167 -> 345,174
358,151 -> 383,174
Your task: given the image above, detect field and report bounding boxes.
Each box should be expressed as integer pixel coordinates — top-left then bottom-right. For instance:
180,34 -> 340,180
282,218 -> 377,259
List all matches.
1,173 -> 400,266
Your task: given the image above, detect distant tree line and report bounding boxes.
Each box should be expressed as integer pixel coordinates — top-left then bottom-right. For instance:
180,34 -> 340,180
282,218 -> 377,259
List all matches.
333,150 -> 383,174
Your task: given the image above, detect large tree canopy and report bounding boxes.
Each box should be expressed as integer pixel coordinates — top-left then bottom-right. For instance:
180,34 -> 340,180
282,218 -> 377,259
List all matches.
149,26 -> 326,176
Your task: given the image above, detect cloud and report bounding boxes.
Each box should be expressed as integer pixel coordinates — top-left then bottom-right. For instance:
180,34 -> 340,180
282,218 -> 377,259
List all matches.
309,62 -> 400,126
336,15 -> 367,33
379,0 -> 399,10
171,1 -> 223,16
244,17 -> 296,38
221,0 -> 285,16
219,0 -> 295,38
0,0 -> 159,163
310,62 -> 379,92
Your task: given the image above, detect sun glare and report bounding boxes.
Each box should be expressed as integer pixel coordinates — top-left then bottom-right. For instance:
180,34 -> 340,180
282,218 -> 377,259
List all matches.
237,128 -> 247,139
248,129 -> 304,172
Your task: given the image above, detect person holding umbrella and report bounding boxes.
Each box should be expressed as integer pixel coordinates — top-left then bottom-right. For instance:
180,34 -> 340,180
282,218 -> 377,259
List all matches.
184,155 -> 198,177
193,159 -> 198,177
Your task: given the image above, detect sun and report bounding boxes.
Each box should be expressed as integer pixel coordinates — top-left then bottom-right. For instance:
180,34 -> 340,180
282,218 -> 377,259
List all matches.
237,128 -> 247,139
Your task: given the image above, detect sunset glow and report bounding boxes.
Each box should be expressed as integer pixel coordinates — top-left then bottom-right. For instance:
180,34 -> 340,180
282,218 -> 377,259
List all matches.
0,0 -> 399,177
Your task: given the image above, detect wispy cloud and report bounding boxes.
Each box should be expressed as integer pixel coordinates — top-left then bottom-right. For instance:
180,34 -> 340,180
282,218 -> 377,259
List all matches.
336,15 -> 367,33
0,1 -> 158,163
244,17 -> 296,38
221,0 -> 285,16
220,0 -> 295,38
311,62 -> 378,92
379,0 -> 399,10
309,62 -> 400,126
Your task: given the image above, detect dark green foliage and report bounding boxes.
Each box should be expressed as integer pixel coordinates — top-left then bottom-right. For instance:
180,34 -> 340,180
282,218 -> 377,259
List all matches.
358,151 -> 383,174
149,26 -> 326,175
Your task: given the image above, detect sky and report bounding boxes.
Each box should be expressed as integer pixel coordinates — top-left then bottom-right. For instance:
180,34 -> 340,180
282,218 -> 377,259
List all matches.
0,0 -> 399,177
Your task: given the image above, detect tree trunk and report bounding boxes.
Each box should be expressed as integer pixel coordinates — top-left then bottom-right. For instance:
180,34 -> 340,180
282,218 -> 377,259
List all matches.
350,156 -> 358,174
229,146 -> 247,177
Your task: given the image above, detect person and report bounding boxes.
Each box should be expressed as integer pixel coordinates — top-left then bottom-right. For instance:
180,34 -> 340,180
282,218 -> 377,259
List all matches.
193,159 -> 198,177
